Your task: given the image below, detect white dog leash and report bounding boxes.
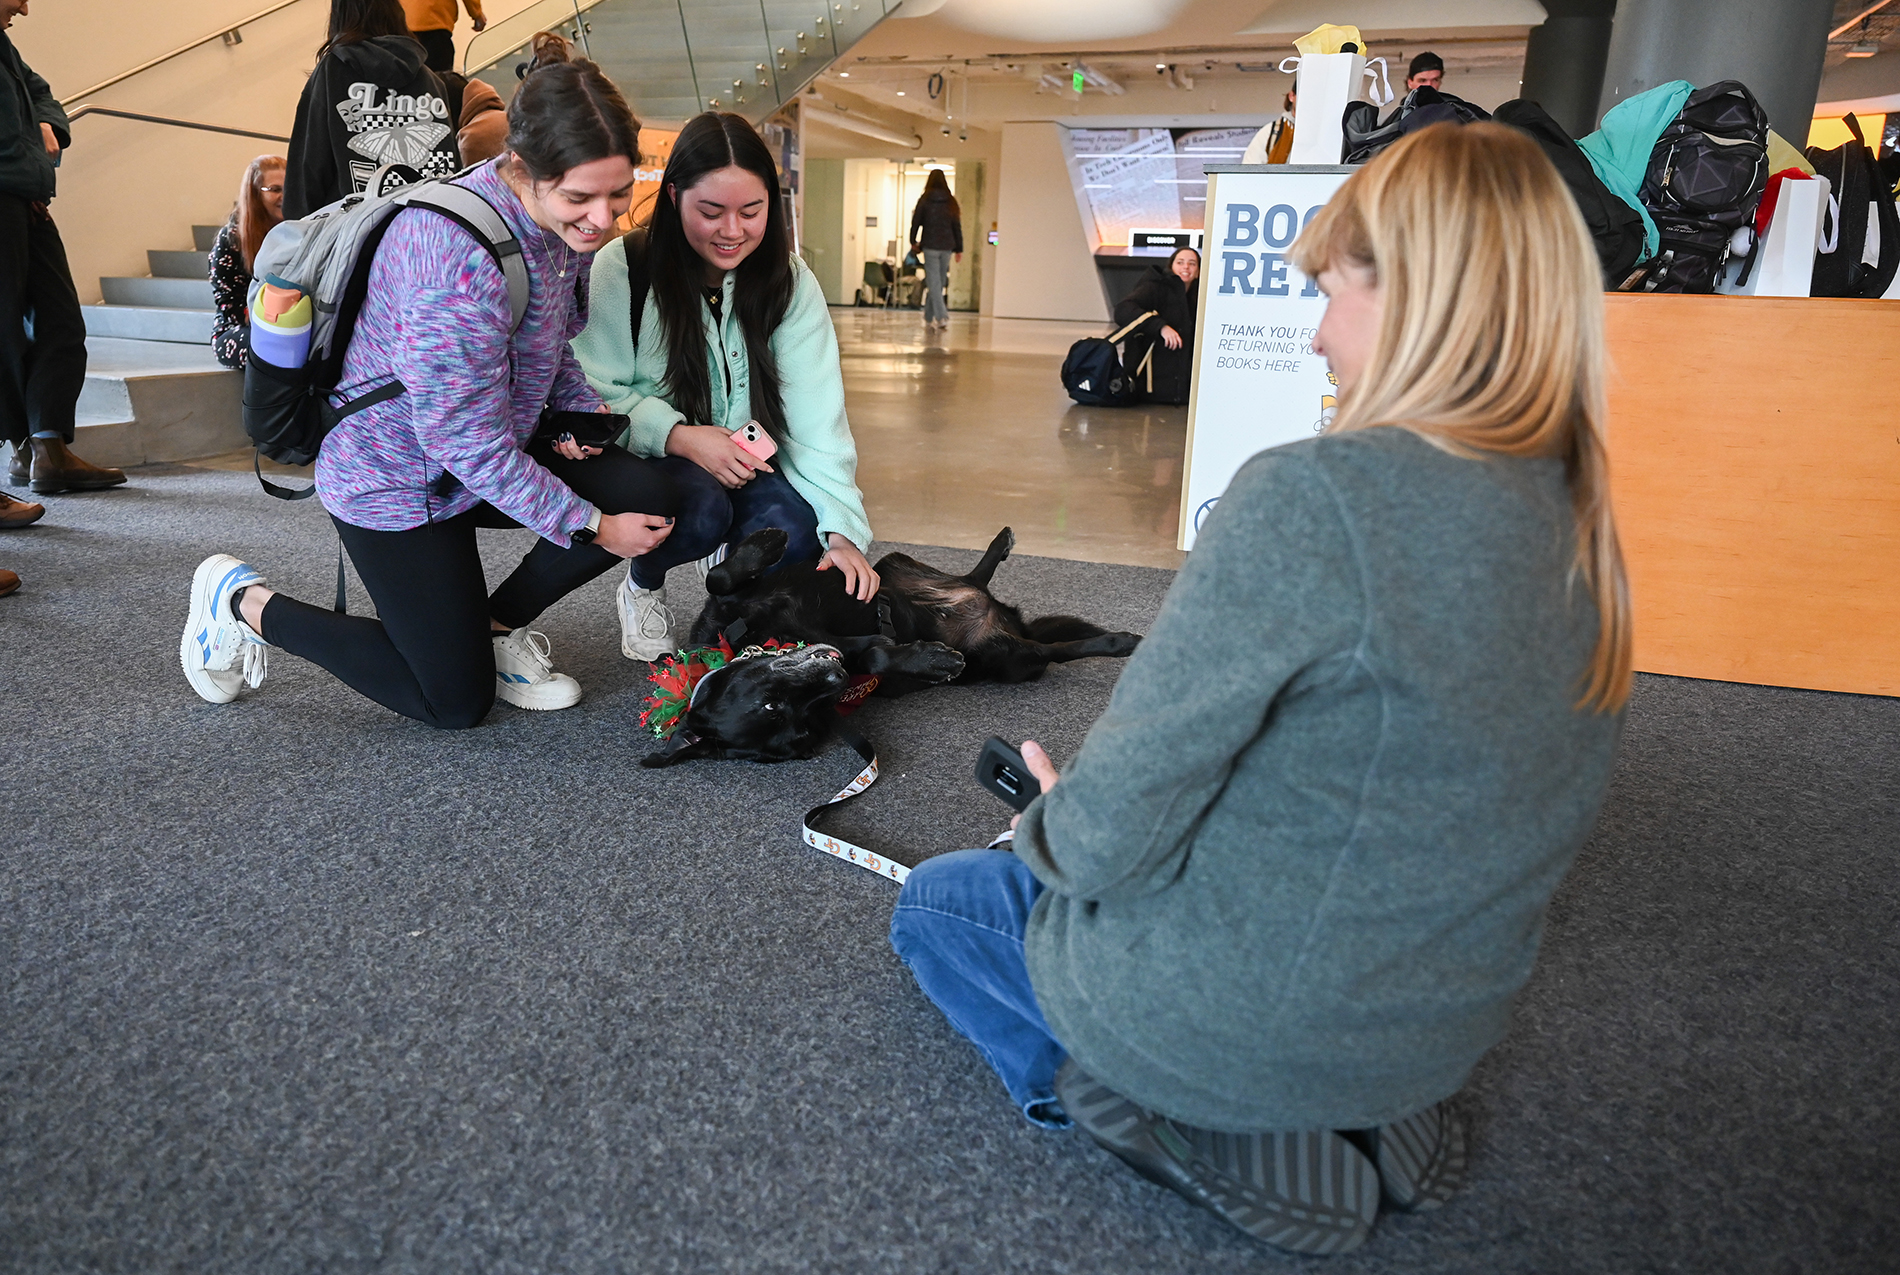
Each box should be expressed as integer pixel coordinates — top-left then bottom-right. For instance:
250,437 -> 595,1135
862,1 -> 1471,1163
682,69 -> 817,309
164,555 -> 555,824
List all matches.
801,724 -> 910,884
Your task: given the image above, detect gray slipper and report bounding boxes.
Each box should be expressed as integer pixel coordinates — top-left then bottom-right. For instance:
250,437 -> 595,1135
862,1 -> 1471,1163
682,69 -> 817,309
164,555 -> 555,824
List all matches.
1366,1101 -> 1467,1212
1055,1060 -> 1379,1256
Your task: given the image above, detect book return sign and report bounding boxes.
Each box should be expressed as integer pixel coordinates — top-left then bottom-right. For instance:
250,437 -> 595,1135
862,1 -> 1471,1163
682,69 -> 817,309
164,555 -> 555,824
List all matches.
1177,165 -> 1354,550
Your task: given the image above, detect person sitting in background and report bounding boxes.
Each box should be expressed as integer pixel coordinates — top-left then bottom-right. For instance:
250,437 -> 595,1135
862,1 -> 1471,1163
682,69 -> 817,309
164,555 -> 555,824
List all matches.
1406,51 -> 1444,92
1111,246 -> 1198,405
285,0 -> 466,217
888,123 -> 1631,1257
400,0 -> 485,73
208,155 -> 286,370
908,167 -> 962,331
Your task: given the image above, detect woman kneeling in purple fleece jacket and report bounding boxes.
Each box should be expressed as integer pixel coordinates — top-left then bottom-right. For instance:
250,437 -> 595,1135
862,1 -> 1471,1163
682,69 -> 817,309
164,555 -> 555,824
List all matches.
181,39 -> 675,726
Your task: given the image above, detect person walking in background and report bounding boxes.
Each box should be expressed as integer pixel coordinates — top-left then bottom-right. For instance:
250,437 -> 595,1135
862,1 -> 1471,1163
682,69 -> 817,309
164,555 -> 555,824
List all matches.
0,0 -> 124,559
888,124 -> 1631,1256
285,0 -> 465,217
401,0 -> 486,74
1111,245 -> 1198,405
182,41 -> 675,726
573,111 -> 876,661
908,167 -> 961,330
208,155 -> 286,370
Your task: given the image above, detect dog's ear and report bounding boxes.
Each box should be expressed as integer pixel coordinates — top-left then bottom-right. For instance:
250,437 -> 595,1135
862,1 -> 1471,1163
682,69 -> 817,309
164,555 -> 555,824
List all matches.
640,733 -> 720,768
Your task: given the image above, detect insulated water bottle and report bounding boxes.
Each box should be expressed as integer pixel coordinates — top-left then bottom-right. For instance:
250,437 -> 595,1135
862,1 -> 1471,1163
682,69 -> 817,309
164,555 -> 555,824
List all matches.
249,276 -> 311,368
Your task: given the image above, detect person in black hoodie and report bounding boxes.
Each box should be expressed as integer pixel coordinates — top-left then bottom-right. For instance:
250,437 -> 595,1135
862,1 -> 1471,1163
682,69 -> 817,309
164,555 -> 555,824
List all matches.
284,0 -> 465,218
0,0 -> 126,541
1112,246 -> 1198,406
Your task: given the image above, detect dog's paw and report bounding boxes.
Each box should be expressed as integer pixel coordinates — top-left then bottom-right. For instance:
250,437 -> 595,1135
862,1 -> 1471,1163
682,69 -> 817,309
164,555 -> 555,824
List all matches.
1101,632 -> 1142,657
992,527 -> 1015,558
911,641 -> 967,682
706,528 -> 790,595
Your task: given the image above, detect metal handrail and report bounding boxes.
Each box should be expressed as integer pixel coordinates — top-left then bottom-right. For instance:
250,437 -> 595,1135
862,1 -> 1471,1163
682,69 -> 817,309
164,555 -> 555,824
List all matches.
58,0 -> 310,106
66,105 -> 289,144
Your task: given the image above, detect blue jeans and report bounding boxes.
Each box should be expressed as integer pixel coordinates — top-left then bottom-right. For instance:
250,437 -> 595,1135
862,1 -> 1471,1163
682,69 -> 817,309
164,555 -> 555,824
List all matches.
626,455 -> 823,590
889,849 -> 1072,1128
922,248 -> 953,324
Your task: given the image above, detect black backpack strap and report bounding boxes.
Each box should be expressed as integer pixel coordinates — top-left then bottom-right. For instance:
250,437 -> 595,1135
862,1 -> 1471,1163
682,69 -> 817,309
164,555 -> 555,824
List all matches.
393,183 -> 530,332
625,228 -> 650,355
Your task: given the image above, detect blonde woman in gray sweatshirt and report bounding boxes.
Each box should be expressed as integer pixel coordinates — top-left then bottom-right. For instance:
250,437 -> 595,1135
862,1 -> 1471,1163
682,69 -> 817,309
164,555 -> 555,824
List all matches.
890,123 -> 1631,1258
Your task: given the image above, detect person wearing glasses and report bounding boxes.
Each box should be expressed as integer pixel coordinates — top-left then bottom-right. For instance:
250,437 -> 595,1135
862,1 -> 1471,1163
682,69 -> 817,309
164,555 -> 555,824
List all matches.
209,155 -> 287,371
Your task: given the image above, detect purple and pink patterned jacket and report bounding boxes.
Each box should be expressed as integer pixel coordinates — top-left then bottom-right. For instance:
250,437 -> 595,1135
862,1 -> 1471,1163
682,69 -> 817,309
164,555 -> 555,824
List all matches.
314,158 -> 602,547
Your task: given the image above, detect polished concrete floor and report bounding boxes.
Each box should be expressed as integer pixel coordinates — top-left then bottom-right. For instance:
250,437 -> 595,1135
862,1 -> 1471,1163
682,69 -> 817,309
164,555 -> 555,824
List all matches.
835,308 -> 1187,569
188,308 -> 1189,569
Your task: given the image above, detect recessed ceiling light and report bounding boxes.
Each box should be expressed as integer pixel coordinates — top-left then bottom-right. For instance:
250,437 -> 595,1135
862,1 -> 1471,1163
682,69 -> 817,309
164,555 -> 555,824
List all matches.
897,90 -> 906,95
839,71 -> 850,77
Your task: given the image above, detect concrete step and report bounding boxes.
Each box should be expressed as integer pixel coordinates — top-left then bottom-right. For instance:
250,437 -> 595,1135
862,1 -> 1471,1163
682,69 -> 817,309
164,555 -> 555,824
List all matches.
70,336 -> 244,468
149,249 -> 209,280
82,304 -> 215,344
193,224 -> 221,252
100,275 -> 214,309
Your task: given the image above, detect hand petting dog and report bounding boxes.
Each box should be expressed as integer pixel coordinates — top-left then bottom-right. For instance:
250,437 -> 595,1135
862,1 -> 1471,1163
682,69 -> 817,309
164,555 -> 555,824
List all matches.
816,534 -> 880,601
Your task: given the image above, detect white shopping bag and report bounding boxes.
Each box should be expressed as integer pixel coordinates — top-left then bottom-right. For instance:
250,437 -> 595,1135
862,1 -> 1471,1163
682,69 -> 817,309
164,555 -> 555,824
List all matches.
1720,174 -> 1829,297
1284,52 -> 1367,165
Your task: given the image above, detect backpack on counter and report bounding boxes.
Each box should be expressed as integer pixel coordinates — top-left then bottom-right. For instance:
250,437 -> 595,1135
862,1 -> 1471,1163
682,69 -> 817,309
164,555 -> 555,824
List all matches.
1624,80 -> 1768,293
1494,98 -> 1648,285
1342,86 -> 1490,164
241,162 -> 529,499
1806,112 -> 1900,298
1061,309 -> 1156,407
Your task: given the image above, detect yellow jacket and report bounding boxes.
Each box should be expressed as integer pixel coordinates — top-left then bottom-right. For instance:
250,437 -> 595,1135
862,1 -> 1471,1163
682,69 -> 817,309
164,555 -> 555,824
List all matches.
401,0 -> 483,33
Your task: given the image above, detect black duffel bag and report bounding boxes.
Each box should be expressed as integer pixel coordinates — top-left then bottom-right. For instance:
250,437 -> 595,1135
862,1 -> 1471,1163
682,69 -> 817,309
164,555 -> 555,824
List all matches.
1061,309 -> 1156,406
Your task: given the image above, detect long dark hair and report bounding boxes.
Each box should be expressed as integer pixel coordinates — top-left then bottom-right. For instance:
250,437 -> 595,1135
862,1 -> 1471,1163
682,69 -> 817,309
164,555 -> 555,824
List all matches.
646,113 -> 795,439
318,0 -> 408,59
921,166 -> 960,220
503,33 -> 642,183
235,154 -> 286,272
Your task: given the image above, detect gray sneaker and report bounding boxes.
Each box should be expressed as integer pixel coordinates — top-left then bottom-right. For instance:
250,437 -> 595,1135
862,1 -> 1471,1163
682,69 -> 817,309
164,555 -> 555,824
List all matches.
1054,1060 -> 1380,1256
1365,1101 -> 1467,1212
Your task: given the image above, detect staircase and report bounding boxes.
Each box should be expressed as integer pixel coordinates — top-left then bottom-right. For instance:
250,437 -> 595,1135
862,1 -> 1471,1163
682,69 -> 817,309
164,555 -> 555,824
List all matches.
76,224 -> 244,468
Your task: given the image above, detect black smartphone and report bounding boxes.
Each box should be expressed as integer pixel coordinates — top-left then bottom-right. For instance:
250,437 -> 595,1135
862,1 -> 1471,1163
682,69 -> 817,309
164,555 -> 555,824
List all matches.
975,736 -> 1041,811
536,409 -> 628,449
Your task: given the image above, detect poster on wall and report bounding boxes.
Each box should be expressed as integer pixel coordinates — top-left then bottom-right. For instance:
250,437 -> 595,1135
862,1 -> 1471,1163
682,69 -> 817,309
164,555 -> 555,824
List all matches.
1177,165 -> 1354,551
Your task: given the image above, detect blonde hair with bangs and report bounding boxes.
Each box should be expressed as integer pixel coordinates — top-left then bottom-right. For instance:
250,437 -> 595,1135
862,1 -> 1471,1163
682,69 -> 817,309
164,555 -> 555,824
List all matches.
1288,123 -> 1632,712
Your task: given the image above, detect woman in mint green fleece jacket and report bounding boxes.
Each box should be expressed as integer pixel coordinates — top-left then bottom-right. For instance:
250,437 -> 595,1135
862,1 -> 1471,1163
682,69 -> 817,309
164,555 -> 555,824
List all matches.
889,125 -> 1635,1256
572,113 -> 873,660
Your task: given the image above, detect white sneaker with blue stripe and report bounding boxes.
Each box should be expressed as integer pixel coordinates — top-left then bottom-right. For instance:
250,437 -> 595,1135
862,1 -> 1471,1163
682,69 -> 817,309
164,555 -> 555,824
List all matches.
492,626 -> 581,710
181,553 -> 270,705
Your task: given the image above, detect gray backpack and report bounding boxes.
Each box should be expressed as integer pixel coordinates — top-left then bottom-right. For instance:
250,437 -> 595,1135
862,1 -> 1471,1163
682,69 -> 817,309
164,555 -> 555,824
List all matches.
241,163 -> 530,498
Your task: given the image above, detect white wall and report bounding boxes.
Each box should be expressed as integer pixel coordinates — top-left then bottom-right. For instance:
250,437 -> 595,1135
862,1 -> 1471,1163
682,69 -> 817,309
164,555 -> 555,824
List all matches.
992,122 -> 1107,322
12,0 -> 545,304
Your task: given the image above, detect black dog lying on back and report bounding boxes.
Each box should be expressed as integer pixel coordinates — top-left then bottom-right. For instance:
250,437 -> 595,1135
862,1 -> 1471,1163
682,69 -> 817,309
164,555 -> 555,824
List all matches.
641,527 -> 1142,766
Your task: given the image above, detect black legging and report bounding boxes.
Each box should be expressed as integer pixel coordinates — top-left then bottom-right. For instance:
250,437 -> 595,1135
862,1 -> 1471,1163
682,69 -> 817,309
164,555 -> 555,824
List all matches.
259,443 -> 674,728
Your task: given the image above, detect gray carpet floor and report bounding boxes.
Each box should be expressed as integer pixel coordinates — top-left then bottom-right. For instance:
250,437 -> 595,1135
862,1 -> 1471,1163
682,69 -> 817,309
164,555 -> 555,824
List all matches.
1,466 -> 1895,1274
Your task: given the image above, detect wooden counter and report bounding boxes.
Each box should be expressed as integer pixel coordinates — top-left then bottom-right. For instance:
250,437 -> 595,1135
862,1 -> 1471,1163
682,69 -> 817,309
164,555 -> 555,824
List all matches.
1604,293 -> 1900,697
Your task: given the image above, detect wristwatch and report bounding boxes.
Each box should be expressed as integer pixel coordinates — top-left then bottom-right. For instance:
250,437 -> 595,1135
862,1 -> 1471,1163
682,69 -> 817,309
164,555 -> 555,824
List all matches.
571,506 -> 603,545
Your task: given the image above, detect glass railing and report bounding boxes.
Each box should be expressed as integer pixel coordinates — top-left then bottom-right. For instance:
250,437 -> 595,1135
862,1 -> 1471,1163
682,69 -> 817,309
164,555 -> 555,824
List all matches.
462,0 -> 903,125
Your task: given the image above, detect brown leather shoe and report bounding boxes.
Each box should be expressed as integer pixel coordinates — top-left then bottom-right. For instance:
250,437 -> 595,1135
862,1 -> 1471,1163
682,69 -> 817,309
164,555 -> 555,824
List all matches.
0,489 -> 45,527
0,568 -> 18,596
25,436 -> 126,494
7,442 -> 26,484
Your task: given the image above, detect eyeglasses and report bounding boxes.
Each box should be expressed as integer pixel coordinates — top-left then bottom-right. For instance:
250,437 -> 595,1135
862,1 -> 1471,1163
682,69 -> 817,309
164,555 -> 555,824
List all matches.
258,184 -> 284,194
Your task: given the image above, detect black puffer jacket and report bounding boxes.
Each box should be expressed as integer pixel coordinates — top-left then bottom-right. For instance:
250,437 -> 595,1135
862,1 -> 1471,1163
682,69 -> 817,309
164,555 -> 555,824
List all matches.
909,189 -> 964,252
0,34 -> 67,203
1112,263 -> 1198,405
285,35 -> 461,217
